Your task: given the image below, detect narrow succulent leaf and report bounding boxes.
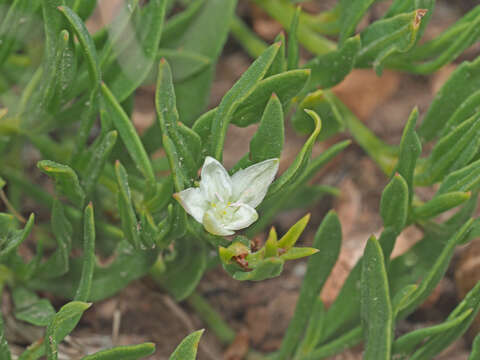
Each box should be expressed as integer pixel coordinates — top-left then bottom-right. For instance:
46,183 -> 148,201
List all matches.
156,59 -> 199,189
58,5 -> 100,88
38,160 -> 85,207
53,29 -> 76,108
277,211 -> 341,359
249,94 -> 284,163
100,83 -> 155,183
13,287 -> 55,327
396,219 -> 474,319
277,214 -> 311,250
156,48 -> 211,82
295,298 -> 325,358
266,32 -> 287,77
46,301 -> 92,360
210,42 -> 280,160
108,0 -> 166,102
264,227 -> 278,258
0,0 -> 29,66
0,213 -> 34,261
305,35 -> 361,89
442,92 -> 480,143
291,89 -> 343,140
417,113 -> 480,185
82,131 -> 118,198
392,284 -> 418,319
395,107 -> 421,202
160,0 -> 205,45
268,109 -> 321,197
169,329 -> 204,360
410,281 -> 480,359
72,0 -> 96,20
380,173 -> 409,234
437,159 -> 480,196
166,0 -> 236,125
419,57 -> 480,141
338,0 -> 376,44
231,69 -> 310,127
413,192 -> 471,220
74,203 -> 96,302
37,200 -> 72,278
115,161 -> 141,249
81,343 -> 156,360
393,309 -> 472,357
0,311 -> 11,360
361,236 -> 393,360
287,6 -> 300,70
469,333 -> 480,360
356,10 -> 427,74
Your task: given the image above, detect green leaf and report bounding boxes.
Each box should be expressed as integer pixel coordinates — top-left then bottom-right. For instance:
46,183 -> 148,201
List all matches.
74,203 -> 96,302
305,35 -> 361,89
361,236 -> 393,360
442,90 -> 480,139
0,0 -> 29,66
338,0 -> 375,44
210,42 -> 280,160
412,191 -> 471,220
169,330 -> 204,360
100,83 -> 155,183
81,343 -> 156,360
249,93 -> 284,163
46,301 -> 91,360
287,6 -> 300,70
291,89 -> 343,140
81,130 -> 117,198
167,0 -> 236,125
392,309 -> 472,357
0,310 -> 11,360
395,107 -> 421,203
295,298 -> 325,358
37,200 -> 72,278
107,0 -> 166,102
155,236 -> 206,301
416,112 -> 480,185
266,32 -> 286,77
0,213 -> 35,261
38,160 -> 85,207
410,281 -> 480,359
419,57 -> 480,141
277,211 -> 342,359
13,287 -> 55,327
232,69 -> 310,127
469,333 -> 480,360
72,0 -> 96,20
356,9 -> 426,74
156,49 -> 211,82
268,109 -> 321,197
156,59 -> 200,190
58,5 -> 100,88
396,219 -> 474,319
115,161 -> 141,249
380,173 -> 408,234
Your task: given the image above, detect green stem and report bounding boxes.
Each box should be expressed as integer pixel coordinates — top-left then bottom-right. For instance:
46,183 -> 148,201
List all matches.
251,0 -> 336,55
231,15 -> 268,58
304,326 -> 363,360
186,291 -> 236,345
333,94 -> 398,175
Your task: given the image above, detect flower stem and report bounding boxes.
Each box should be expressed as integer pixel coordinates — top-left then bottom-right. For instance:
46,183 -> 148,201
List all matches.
186,291 -> 236,345
231,15 -> 268,58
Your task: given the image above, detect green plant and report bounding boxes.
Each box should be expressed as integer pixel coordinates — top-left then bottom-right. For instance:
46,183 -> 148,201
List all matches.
0,0 -> 479,359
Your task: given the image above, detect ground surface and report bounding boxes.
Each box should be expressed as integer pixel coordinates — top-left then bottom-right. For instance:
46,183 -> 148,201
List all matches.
4,0 -> 480,359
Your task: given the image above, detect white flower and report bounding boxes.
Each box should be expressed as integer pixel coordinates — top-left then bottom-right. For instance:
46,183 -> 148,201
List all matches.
174,156 -> 279,236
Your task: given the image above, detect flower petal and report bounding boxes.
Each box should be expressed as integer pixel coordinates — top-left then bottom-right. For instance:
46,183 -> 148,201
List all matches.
231,158 -> 279,208
224,204 -> 259,231
173,187 -> 208,223
203,209 -> 234,236
200,156 -> 232,203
